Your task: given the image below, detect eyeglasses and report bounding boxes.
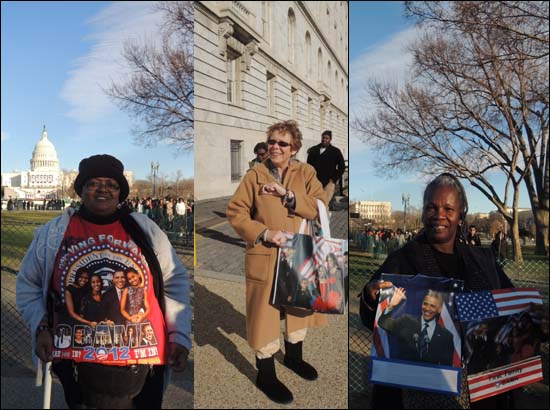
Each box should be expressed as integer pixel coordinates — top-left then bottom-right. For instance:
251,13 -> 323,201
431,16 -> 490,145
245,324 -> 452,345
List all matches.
267,139 -> 291,148
84,180 -> 120,192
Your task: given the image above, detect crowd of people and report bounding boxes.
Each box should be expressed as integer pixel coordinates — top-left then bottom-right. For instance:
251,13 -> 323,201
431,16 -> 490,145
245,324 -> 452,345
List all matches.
122,196 -> 194,235
353,228 -> 417,258
5,197 -> 66,211
353,225 -> 513,265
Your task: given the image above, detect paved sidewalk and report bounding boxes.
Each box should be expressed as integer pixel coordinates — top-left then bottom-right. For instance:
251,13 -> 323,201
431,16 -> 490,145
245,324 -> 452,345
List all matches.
194,196 -> 349,408
194,275 -> 348,409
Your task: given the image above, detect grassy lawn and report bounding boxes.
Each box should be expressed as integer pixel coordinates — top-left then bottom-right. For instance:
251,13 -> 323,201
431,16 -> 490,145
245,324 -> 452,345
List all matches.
1,211 -> 61,273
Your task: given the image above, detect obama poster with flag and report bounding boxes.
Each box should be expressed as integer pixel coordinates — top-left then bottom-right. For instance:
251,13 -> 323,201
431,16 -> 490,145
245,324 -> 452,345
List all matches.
456,288 -> 545,403
271,233 -> 346,314
370,274 -> 464,395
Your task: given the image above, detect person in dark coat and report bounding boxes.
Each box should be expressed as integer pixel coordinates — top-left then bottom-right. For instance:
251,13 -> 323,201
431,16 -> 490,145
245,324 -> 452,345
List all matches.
276,248 -> 298,304
378,289 -> 454,366
491,230 -> 509,262
306,130 -> 345,206
103,269 -> 127,325
466,225 -> 482,246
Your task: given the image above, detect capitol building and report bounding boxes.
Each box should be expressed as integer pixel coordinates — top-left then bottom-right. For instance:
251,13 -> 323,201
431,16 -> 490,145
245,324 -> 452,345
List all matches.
1,126 -> 133,200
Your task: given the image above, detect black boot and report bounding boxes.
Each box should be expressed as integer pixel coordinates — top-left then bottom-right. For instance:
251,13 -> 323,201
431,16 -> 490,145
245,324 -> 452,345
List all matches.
256,356 -> 293,404
283,340 -> 318,381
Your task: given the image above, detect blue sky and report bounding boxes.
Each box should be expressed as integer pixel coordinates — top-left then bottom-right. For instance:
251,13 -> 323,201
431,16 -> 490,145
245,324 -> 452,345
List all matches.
1,1 -> 193,183
349,1 -> 531,214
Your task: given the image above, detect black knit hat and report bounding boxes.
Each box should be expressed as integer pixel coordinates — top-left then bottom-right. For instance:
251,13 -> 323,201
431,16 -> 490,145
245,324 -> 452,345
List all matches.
74,154 -> 129,201
322,130 -> 332,138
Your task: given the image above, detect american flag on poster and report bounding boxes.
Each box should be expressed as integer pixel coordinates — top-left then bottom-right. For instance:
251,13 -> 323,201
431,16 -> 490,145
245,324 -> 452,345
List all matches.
467,356 -> 543,402
372,293 -> 391,358
296,236 -> 344,281
296,254 -> 316,280
372,290 -> 462,367
437,298 -> 462,367
313,236 -> 344,265
455,288 -> 543,321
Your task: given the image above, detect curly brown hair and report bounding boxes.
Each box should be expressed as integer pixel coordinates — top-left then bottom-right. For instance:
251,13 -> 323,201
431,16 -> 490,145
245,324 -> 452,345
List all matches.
266,120 -> 302,152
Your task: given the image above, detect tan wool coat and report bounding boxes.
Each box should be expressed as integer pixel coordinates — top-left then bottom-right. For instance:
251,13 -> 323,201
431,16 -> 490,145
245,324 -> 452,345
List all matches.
226,160 -> 329,350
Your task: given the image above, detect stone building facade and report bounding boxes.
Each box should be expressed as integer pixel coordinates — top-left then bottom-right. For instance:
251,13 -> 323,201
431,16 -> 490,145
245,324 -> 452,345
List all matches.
194,1 -> 348,199
351,201 -> 392,224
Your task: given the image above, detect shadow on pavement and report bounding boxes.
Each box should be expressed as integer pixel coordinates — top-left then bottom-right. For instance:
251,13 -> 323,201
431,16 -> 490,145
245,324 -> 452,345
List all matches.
196,227 -> 245,248
194,282 -> 256,384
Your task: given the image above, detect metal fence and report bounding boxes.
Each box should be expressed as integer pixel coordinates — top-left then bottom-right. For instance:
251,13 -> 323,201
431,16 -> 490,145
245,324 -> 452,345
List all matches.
1,212 -> 194,376
349,247 -> 549,408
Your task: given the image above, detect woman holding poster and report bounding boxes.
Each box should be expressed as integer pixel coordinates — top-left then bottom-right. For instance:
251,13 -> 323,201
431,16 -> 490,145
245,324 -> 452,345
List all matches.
360,173 -> 514,409
227,120 -> 328,405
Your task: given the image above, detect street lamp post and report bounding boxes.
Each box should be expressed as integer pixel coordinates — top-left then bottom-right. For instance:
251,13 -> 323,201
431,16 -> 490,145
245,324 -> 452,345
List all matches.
402,193 -> 410,233
151,162 -> 159,198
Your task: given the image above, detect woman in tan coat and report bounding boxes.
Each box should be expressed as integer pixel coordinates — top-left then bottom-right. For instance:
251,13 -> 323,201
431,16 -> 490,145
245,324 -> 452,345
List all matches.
227,120 -> 328,404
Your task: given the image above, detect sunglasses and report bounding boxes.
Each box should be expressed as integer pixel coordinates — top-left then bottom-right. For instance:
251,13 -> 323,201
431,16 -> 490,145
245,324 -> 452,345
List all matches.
267,139 -> 291,148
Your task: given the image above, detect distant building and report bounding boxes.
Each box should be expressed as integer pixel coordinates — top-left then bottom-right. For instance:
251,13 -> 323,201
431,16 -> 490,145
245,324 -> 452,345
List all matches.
194,1 -> 348,199
1,126 -> 133,200
351,200 -> 392,223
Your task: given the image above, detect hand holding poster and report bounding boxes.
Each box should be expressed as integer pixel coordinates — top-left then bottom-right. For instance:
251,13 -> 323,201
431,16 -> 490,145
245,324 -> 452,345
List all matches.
455,288 -> 546,402
370,274 -> 464,395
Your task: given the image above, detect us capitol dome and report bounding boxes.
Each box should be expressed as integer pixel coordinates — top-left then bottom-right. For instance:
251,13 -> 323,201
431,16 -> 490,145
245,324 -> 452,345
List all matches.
1,126 -> 63,200
30,126 -> 60,172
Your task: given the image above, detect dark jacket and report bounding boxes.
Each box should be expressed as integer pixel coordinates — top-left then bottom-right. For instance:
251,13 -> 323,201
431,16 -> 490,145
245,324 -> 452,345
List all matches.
378,312 -> 454,366
275,258 -> 298,304
306,144 -> 345,187
103,286 -> 126,325
466,233 -> 481,247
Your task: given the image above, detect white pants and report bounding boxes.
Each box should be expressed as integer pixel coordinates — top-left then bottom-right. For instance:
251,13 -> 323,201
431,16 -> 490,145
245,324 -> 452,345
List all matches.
324,181 -> 336,204
255,328 -> 307,359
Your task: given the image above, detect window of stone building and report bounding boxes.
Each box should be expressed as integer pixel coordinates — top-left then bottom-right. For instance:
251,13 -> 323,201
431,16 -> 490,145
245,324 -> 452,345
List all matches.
230,140 -> 243,182
305,32 -> 311,77
288,8 -> 296,65
307,97 -> 313,126
226,49 -> 241,105
335,71 -> 339,102
262,1 -> 271,44
317,48 -> 323,82
327,60 -> 332,89
267,72 -> 276,116
291,87 -> 298,120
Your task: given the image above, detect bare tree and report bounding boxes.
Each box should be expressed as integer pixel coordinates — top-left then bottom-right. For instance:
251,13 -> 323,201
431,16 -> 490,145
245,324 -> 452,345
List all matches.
107,1 -> 194,152
354,1 -> 549,261
130,180 -> 153,199
173,169 -> 183,198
